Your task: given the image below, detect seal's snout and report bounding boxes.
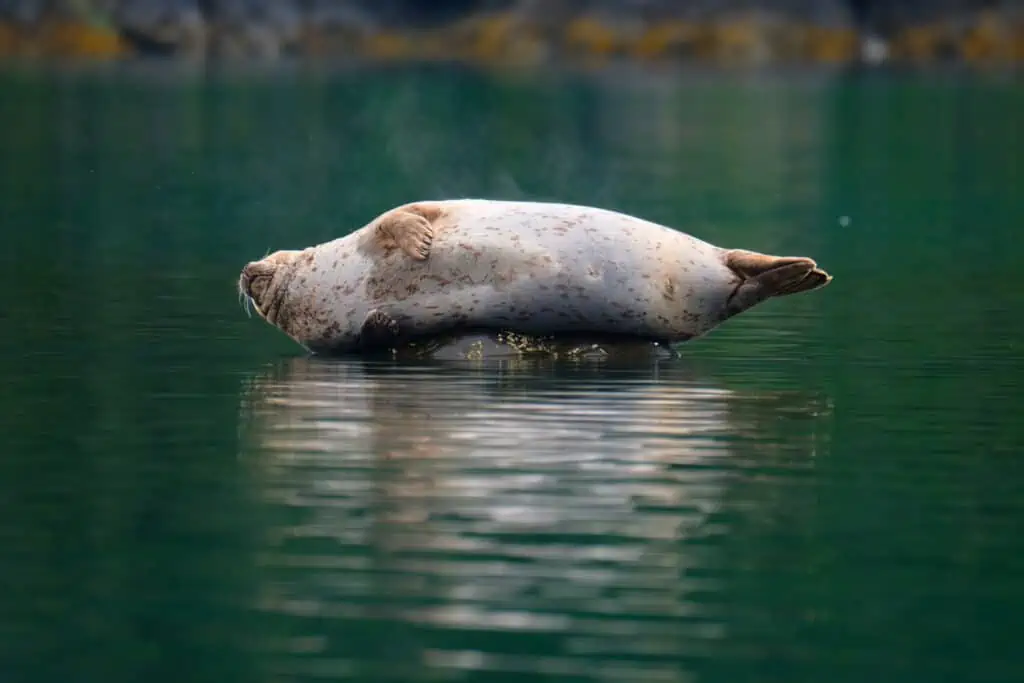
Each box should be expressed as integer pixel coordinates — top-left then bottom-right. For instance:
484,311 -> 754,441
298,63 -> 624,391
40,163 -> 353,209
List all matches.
238,262 -> 267,320
240,261 -> 273,305
238,249 -> 304,322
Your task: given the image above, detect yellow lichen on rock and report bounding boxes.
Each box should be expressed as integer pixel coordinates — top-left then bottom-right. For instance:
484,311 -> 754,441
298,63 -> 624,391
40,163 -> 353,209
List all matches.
802,24 -> 858,63
2,5 -> 1023,66
631,21 -> 700,60
362,30 -> 417,60
889,22 -> 953,62
458,13 -> 515,61
0,21 -> 26,57
40,20 -> 126,58
706,15 -> 774,64
449,11 -> 546,64
564,16 -> 620,57
960,10 -> 1014,63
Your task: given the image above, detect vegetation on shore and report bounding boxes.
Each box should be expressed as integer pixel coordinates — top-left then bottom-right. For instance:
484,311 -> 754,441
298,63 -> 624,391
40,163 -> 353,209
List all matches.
0,2 -> 1022,66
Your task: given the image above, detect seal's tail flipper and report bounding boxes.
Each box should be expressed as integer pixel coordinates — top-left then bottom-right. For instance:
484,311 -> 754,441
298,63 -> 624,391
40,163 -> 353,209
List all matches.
723,249 -> 831,316
725,249 -> 832,298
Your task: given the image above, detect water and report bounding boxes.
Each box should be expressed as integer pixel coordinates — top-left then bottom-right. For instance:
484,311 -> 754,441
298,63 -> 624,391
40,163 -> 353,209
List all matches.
1,62 -> 1023,683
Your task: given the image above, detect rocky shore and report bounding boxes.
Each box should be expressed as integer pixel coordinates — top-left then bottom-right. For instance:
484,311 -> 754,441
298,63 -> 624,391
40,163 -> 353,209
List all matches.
0,1 -> 1021,66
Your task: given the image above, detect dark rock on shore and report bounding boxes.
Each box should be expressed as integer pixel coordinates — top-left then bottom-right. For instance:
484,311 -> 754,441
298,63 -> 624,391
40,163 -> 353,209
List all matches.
0,0 -> 1021,64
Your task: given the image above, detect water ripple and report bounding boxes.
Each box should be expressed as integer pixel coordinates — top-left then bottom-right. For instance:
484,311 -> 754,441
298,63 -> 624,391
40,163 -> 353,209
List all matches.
237,357 -> 831,681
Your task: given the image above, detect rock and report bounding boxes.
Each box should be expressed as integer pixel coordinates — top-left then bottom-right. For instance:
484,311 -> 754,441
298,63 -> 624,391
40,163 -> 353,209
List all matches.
0,0 -> 47,25
116,0 -> 207,58
0,0 -> 1021,64
205,0 -> 303,59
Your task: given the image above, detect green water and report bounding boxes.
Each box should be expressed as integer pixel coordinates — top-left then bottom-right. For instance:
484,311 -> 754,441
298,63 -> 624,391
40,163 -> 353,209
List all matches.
1,62 -> 1023,683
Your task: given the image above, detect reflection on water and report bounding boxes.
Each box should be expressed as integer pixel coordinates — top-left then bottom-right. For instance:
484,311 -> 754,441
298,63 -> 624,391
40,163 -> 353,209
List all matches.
239,357 -> 831,680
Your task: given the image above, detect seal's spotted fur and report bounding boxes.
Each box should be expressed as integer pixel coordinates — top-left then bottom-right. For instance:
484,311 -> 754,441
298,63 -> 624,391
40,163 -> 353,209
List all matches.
239,199 -> 831,355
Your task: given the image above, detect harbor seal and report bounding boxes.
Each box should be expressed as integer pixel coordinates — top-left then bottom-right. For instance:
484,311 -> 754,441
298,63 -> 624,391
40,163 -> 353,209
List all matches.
238,199 -> 831,355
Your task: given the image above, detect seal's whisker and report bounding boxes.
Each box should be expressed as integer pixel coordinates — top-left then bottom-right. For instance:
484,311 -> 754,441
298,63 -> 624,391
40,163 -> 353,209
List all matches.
237,280 -> 253,318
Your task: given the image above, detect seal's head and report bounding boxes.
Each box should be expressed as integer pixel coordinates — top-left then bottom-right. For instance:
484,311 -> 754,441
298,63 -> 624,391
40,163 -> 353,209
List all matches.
238,249 -> 302,325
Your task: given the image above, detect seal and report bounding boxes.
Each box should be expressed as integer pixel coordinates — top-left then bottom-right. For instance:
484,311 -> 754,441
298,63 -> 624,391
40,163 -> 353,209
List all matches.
238,199 -> 832,355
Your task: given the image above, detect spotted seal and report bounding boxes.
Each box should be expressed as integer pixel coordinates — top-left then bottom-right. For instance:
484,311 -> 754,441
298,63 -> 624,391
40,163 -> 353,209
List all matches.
238,199 -> 832,354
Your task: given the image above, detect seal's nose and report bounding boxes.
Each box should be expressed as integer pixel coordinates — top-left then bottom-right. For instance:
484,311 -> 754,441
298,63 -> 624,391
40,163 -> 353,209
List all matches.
238,263 -> 259,303
240,260 -> 277,307
239,263 -> 257,297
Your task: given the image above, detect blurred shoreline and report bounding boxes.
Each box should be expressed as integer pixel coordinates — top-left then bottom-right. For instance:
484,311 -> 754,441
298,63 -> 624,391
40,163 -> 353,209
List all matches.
0,1 -> 1022,68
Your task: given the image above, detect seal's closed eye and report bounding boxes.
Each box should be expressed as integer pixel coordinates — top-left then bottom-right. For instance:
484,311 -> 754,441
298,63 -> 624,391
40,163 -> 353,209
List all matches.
245,268 -> 271,303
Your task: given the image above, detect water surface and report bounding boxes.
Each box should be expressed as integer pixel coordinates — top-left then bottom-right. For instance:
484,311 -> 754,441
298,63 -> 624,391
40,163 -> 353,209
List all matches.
0,63 -> 1022,683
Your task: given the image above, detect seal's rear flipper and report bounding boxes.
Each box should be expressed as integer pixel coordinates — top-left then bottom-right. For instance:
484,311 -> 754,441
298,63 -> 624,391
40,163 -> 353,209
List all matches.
375,210 -> 435,260
724,249 -> 832,315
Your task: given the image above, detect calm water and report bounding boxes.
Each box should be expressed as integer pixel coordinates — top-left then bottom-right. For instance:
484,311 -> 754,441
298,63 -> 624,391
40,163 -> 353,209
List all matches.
1,62 -> 1023,683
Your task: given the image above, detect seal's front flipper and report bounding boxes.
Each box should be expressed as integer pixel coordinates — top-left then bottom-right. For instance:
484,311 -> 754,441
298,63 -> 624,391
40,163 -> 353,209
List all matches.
724,249 -> 832,315
358,309 -> 402,349
375,210 -> 434,261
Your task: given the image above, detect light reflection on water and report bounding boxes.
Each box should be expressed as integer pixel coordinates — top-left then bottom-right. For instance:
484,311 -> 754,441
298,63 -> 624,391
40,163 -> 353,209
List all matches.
239,357 -> 832,681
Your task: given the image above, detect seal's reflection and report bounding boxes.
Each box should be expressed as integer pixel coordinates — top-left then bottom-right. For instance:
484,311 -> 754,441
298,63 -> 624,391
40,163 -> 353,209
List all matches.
239,356 -> 831,681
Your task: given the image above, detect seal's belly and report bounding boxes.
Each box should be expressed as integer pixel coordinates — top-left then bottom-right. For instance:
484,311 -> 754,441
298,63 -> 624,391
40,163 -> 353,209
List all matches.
372,202 -> 734,340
